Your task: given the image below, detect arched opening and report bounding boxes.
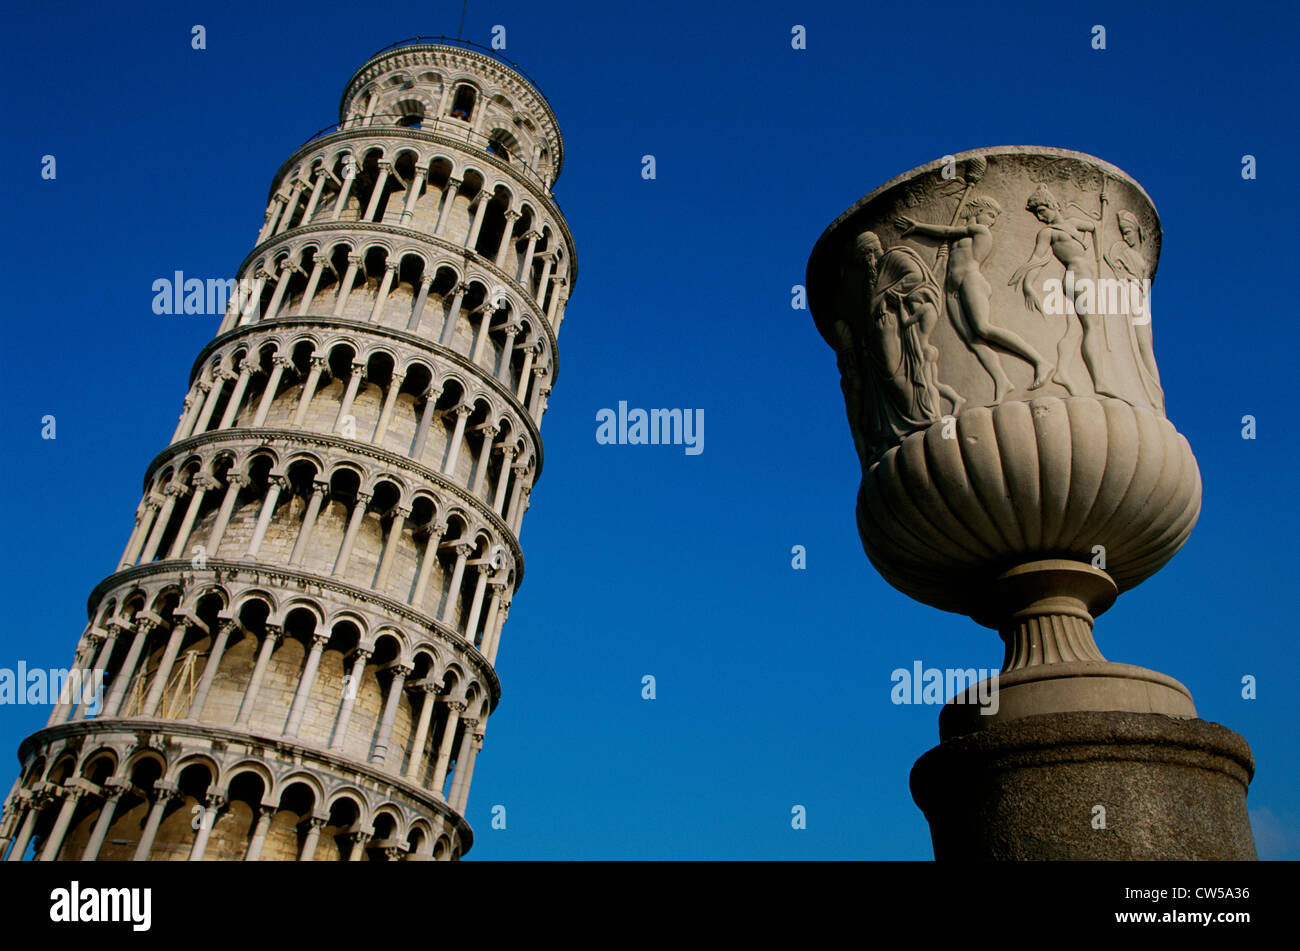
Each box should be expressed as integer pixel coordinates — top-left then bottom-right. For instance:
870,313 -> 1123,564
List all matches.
450,85 -> 476,121
264,780 -> 316,861
99,755 -> 165,861
321,796 -> 361,861
207,770 -> 265,860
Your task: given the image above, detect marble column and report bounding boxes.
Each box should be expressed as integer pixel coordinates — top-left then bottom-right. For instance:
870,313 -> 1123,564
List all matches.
102,617 -> 157,717
234,625 -> 282,727
495,210 -> 521,269
80,784 -> 125,860
465,192 -> 491,249
404,684 -> 438,782
399,164 -> 428,225
138,483 -> 185,563
450,729 -> 484,812
362,161 -> 392,221
330,156 -> 357,218
300,167 -> 329,223
299,816 -> 326,861
372,370 -> 406,444
371,664 -> 412,766
205,473 -> 248,554
374,506 -> 411,592
410,522 -> 447,610
439,543 -> 473,625
335,361 -> 367,431
369,262 -> 400,323
291,356 -> 328,426
410,385 -> 443,459
406,275 -> 434,331
132,782 -> 178,861
37,784 -> 85,861
188,619 -> 238,720
167,476 -> 219,559
141,619 -> 191,717
434,178 -> 462,235
332,491 -> 372,577
430,701 -> 466,797
441,404 -> 474,476
330,649 -> 371,751
332,254 -> 362,316
188,792 -> 224,861
470,425 -> 499,494
244,805 -> 275,861
252,356 -> 293,425
284,633 -> 330,738
437,282 -> 468,345
244,475 -> 288,558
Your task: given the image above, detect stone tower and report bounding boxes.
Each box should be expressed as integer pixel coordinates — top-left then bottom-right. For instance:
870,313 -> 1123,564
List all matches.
0,38 -> 573,862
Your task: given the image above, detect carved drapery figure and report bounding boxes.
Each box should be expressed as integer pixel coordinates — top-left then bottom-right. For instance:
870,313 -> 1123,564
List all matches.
1104,209 -> 1163,411
845,232 -> 957,461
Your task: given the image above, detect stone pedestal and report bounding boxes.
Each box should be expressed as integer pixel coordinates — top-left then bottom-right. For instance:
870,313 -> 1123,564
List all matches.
911,711 -> 1257,860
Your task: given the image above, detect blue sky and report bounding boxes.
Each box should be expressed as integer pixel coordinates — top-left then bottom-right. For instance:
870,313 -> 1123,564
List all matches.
0,0 -> 1296,859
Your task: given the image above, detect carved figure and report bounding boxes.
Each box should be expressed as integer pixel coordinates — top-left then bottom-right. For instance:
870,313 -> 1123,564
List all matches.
1008,184 -> 1120,398
1104,209 -> 1164,411
850,232 -> 962,459
896,197 -> 1052,401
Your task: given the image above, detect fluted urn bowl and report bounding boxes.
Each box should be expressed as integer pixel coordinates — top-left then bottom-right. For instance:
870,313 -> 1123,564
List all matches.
857,395 -> 1199,615
808,147 -> 1200,624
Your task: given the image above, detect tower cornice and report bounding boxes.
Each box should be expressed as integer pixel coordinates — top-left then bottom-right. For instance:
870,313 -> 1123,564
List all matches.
83,559 -> 502,709
195,315 -> 551,453
141,426 -> 531,572
18,720 -> 475,853
238,217 -> 567,361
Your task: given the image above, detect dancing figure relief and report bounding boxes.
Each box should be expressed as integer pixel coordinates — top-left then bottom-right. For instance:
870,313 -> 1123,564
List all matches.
896,195 -> 1053,402
1008,183 -> 1121,399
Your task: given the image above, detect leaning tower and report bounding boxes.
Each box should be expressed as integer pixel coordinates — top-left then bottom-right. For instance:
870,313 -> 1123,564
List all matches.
0,38 -> 573,862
